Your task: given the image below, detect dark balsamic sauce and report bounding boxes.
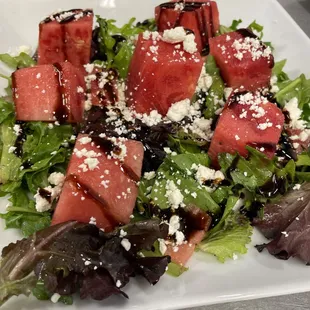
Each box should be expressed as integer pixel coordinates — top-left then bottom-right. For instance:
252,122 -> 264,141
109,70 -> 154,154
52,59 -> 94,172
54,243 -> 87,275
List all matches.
276,133 -> 298,161
258,175 -> 286,198
90,135 -> 140,183
236,28 -> 257,39
42,9 -> 93,24
53,63 -> 69,123
39,188 -> 52,203
66,174 -> 119,226
13,121 -> 27,158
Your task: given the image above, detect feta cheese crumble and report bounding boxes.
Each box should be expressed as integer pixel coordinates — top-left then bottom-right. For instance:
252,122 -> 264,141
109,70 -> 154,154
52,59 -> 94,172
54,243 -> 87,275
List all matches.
165,180 -> 184,209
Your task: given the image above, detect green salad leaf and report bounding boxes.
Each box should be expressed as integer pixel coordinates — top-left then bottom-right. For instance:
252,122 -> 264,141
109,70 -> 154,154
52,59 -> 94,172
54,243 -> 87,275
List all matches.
0,53 -> 35,70
203,56 -> 225,119
150,154 -> 221,215
0,110 -> 73,236
198,197 -> 253,262
95,17 -> 155,78
272,59 -> 290,82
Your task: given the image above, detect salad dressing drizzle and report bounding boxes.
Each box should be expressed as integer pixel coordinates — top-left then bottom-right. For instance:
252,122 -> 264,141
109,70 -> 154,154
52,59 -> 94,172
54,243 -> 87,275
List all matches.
42,9 -> 93,24
53,63 -> 70,123
90,136 -> 140,183
39,188 -> 52,203
66,174 -> 119,227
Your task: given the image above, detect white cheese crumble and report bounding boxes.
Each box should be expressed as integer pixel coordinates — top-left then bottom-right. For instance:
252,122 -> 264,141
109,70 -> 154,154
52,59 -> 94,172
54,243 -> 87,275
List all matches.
168,215 -> 180,235
121,238 -> 131,251
158,239 -> 167,255
51,293 -> 61,304
79,136 -> 92,145
89,217 -> 97,225
293,184 -> 301,190
144,171 -> 156,180
175,231 -> 185,245
194,165 -> 225,185
8,146 -> 17,154
48,172 -> 65,186
166,99 -> 191,122
165,180 -> 184,209
162,27 -> 197,54
120,229 -> 127,238
13,124 -> 21,136
196,66 -> 213,93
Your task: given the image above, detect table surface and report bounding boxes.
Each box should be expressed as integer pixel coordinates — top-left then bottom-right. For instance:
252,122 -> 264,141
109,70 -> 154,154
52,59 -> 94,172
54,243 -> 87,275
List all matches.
189,0 -> 310,310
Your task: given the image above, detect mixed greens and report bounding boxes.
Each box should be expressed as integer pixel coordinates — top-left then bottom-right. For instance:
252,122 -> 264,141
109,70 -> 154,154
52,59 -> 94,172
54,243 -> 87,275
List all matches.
0,8 -> 310,309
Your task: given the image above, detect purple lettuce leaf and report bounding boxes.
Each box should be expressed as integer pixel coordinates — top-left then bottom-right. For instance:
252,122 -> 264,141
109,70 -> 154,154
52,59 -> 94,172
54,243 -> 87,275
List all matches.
253,183 -> 310,239
0,219 -> 170,307
257,201 -> 310,264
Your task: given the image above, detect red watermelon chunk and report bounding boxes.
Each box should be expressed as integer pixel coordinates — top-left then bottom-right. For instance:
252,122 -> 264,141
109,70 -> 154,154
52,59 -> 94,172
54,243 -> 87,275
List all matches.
208,92 -> 284,165
52,134 -> 144,230
156,1 -> 220,53
84,65 -> 119,107
12,62 -> 85,123
13,65 -> 60,122
166,230 -> 205,266
38,21 -> 65,65
38,9 -> 93,66
209,30 -> 274,91
126,31 -> 203,115
166,206 -> 212,266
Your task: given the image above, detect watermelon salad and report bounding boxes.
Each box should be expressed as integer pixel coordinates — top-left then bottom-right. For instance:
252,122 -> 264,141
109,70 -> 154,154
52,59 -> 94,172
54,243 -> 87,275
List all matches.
0,1 -> 310,307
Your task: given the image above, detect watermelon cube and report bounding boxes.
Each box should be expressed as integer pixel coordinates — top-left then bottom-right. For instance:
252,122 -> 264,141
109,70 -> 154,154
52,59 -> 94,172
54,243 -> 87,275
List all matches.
52,134 -> 144,230
156,1 -> 220,53
209,30 -> 274,91
13,62 -> 85,123
126,31 -> 203,115
38,9 -> 93,66
85,65 -> 119,107
208,92 -> 284,165
166,206 -> 211,266
166,230 -> 206,266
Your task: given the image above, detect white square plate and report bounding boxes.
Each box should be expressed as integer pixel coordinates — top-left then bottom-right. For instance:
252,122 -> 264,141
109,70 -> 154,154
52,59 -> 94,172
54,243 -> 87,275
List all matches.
1,0 -> 310,309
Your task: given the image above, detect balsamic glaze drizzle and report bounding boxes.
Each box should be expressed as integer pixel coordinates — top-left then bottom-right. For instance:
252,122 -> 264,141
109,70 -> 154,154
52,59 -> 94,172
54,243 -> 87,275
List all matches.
67,174 -> 119,226
42,9 -> 93,24
53,63 -> 69,123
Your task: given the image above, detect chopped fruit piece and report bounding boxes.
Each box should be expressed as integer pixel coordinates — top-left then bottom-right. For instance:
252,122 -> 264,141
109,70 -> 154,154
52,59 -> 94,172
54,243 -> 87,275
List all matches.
13,65 -> 60,122
209,30 -> 274,91
166,206 -> 212,266
12,62 -> 85,123
85,66 -> 119,107
52,134 -> 144,230
166,230 -> 205,266
156,1 -> 220,53
55,62 -> 85,123
38,9 -> 93,66
126,31 -> 203,115
208,92 -> 284,165
52,181 -> 115,231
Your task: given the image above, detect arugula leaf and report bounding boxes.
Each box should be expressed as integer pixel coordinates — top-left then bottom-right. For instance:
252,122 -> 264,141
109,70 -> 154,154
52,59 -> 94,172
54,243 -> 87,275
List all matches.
219,19 -> 242,34
150,154 -> 221,215
272,60 -> 290,82
198,197 -> 253,262
203,56 -> 225,119
95,17 -> 155,78
0,120 -> 73,236
248,20 -> 264,38
0,53 -> 35,69
276,74 -> 310,124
